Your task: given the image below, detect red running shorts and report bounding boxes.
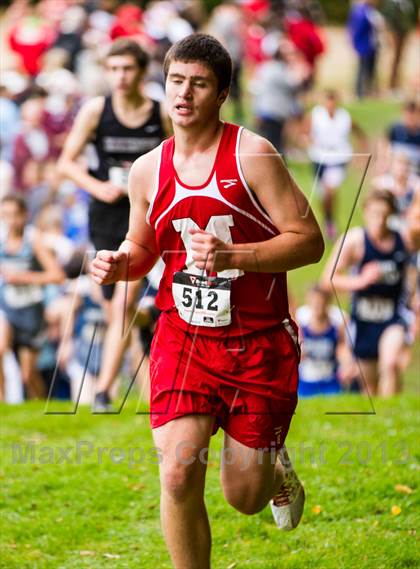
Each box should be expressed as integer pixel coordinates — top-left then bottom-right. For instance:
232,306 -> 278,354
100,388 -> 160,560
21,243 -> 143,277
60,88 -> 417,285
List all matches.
149,312 -> 300,450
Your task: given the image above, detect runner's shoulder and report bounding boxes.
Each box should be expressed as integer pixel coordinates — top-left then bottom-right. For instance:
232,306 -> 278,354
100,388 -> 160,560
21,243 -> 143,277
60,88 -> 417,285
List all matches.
77,96 -> 106,124
239,127 -> 277,157
238,128 -> 284,189
129,145 -> 162,198
339,226 -> 365,259
131,144 -> 161,174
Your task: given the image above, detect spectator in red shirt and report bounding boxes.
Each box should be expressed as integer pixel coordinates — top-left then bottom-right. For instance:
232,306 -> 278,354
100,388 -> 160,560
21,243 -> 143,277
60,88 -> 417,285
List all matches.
8,5 -> 56,78
12,94 -> 54,193
284,7 -> 325,82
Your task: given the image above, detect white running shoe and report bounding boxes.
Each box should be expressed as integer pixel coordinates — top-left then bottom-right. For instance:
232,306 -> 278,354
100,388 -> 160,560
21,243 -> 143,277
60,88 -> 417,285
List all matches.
270,453 -> 305,531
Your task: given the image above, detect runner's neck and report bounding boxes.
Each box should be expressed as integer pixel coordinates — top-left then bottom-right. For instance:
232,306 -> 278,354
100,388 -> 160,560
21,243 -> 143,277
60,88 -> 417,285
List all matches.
367,227 -> 395,250
112,90 -> 146,112
173,119 -> 224,158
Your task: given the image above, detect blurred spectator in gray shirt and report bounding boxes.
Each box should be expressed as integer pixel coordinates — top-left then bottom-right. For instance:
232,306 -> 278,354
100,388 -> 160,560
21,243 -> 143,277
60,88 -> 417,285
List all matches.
250,34 -> 310,154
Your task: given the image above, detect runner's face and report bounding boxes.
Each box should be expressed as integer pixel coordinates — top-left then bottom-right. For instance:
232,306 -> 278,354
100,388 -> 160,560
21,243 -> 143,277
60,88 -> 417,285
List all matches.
363,201 -> 391,236
166,61 -> 227,126
308,290 -> 328,319
325,96 -> 337,114
106,55 -> 143,94
391,154 -> 410,179
1,202 -> 26,235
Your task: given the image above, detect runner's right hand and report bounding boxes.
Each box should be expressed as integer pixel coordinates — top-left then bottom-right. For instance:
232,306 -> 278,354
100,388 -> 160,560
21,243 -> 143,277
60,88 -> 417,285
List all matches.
91,250 -> 128,285
92,181 -> 126,203
359,261 -> 382,288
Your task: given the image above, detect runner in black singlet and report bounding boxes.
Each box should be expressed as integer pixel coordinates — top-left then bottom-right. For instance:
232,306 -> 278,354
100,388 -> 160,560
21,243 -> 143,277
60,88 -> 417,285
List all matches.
58,39 -> 170,410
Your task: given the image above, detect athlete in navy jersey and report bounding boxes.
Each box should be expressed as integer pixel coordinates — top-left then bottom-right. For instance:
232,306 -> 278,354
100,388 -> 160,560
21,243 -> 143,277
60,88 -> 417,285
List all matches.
296,285 -> 355,397
351,228 -> 407,357
58,38 -> 170,411
323,189 -> 418,396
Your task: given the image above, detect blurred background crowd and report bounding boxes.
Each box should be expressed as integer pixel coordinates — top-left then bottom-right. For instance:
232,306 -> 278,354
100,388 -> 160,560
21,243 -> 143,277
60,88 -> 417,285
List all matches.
0,0 -> 419,406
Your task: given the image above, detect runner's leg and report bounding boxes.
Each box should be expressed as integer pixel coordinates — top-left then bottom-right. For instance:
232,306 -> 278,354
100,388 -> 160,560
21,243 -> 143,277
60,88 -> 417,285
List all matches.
152,415 -> 215,569
95,279 -> 142,394
358,359 -> 379,396
18,347 -> 46,399
0,315 -> 13,401
377,324 -> 406,396
220,432 -> 284,515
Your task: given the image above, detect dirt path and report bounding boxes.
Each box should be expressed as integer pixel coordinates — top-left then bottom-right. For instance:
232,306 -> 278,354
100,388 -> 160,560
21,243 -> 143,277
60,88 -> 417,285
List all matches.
317,26 -> 419,96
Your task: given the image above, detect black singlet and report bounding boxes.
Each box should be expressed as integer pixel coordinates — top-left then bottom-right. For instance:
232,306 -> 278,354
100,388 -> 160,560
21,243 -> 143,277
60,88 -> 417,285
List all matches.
88,96 -> 165,241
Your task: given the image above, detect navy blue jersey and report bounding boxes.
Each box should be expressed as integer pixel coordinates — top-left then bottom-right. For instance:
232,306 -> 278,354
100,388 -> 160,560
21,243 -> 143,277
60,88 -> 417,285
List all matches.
0,227 -> 45,346
299,323 -> 339,384
388,123 -> 420,173
0,228 -> 43,311
351,230 -> 408,325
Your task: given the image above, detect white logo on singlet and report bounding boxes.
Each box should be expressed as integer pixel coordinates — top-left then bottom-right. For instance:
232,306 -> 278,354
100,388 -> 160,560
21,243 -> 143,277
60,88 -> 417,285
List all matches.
172,215 -> 243,278
220,179 -> 238,189
144,125 -> 160,133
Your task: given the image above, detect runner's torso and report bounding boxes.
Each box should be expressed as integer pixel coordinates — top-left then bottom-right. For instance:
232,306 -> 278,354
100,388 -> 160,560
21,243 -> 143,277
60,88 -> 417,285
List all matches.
299,322 -> 339,383
0,227 -> 44,311
147,122 -> 290,337
88,96 -> 165,238
309,105 -> 352,165
351,229 -> 408,324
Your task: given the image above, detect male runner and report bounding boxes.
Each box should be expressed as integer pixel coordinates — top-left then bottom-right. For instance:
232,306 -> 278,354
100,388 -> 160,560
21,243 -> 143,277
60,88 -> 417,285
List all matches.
322,189 -> 417,396
91,34 -> 324,568
58,38 -> 170,410
305,89 -> 367,240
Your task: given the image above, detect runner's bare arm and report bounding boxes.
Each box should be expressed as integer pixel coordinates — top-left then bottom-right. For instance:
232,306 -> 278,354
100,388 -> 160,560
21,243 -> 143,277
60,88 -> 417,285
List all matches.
119,152 -> 160,278
321,228 -> 380,292
57,97 -> 124,203
91,150 -> 159,285
406,187 -> 420,250
336,316 -> 357,385
191,132 -> 324,273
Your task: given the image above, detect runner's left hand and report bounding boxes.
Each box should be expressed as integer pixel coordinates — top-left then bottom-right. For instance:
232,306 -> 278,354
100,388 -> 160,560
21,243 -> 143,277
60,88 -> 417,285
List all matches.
189,228 -> 233,272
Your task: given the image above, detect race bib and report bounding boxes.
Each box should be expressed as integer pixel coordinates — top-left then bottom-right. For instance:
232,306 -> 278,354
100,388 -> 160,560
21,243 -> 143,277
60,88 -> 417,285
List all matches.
109,166 -> 130,192
172,271 -> 231,327
4,284 -> 43,309
355,297 -> 394,323
300,359 -> 335,382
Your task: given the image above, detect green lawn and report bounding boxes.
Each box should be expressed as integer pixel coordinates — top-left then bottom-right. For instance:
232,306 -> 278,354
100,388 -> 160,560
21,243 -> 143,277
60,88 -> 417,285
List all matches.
1,396 -> 418,568
1,98 -> 419,568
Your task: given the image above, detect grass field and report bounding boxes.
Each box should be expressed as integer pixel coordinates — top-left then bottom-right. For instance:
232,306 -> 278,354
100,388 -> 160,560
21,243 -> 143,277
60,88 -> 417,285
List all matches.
1,98 -> 419,568
1,396 -> 418,569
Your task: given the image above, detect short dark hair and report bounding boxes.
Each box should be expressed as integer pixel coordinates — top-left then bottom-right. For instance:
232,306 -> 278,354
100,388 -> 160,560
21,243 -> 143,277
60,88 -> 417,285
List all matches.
163,33 -> 232,93
325,89 -> 338,101
363,189 -> 397,213
106,38 -> 149,70
403,99 -> 418,113
1,194 -> 27,212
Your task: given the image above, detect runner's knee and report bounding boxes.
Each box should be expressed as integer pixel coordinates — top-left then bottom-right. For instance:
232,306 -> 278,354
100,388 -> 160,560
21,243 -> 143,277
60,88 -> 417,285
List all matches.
161,461 -> 203,502
380,357 -> 400,375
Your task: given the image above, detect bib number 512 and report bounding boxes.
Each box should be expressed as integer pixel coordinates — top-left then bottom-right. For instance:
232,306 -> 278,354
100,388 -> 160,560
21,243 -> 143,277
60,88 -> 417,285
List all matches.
182,287 -> 218,311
